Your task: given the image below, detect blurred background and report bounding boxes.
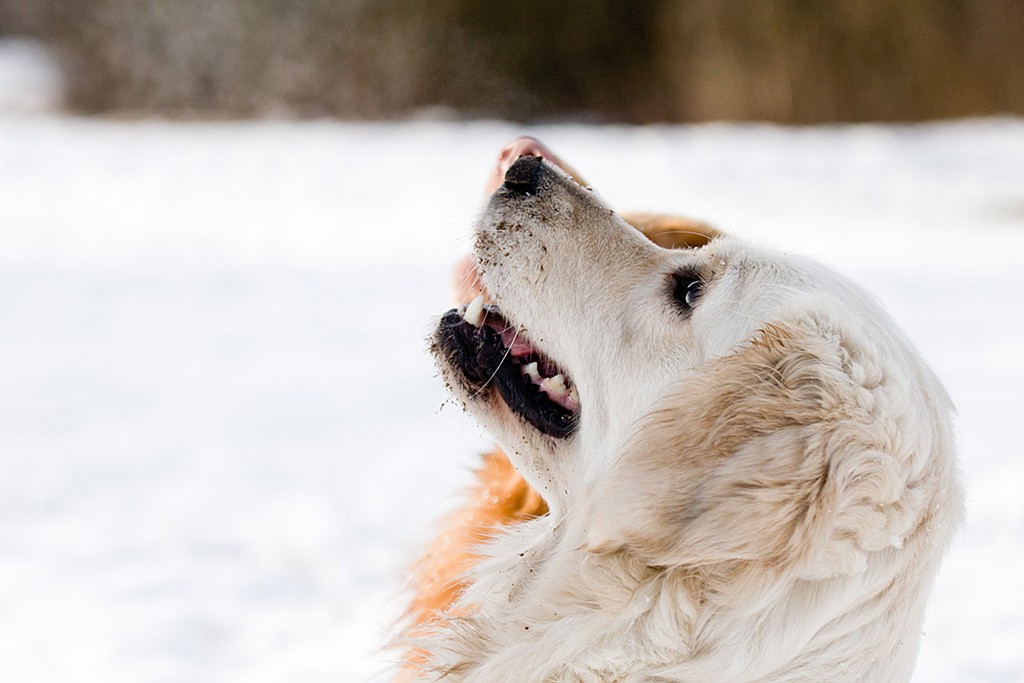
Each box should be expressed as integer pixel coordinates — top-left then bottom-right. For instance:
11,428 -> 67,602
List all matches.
1,2 -> 1023,683
2,0 -> 1024,122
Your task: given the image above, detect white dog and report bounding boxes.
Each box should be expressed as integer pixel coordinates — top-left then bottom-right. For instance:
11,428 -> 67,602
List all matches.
415,145 -> 961,682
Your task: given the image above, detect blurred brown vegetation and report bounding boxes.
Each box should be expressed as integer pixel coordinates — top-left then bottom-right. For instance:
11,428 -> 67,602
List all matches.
1,0 -> 1022,122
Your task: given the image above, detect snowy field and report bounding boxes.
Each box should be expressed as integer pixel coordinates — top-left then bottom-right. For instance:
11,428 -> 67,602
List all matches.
1,39 -> 1023,682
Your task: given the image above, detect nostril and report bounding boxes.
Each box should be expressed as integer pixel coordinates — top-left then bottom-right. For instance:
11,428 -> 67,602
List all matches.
503,155 -> 544,194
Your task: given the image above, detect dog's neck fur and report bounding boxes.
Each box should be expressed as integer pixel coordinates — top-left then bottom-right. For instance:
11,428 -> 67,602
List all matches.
419,501 -> 945,683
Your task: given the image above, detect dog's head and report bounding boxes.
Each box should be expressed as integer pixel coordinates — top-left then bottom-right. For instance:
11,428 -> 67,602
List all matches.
433,146 -> 959,581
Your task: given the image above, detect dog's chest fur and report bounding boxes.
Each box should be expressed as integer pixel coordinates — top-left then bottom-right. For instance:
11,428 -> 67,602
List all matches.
418,495 -> 941,683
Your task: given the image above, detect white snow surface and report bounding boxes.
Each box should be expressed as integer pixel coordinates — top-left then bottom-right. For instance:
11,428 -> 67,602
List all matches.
1,40 -> 1023,682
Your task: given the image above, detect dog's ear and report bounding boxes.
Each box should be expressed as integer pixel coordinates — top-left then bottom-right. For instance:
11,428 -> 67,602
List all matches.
621,212 -> 719,250
585,309 -> 928,579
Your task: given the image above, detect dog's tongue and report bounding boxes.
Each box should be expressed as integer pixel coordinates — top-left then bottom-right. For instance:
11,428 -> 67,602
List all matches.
483,136 -> 586,196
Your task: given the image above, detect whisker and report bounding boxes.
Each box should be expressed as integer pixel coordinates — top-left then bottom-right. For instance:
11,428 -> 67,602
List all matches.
468,324 -> 522,399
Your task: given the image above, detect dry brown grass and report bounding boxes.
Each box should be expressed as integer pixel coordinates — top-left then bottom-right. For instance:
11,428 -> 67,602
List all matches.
2,0 -> 1021,121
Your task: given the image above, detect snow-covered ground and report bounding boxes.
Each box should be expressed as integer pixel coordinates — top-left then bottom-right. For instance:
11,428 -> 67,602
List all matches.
1,39 -> 1022,682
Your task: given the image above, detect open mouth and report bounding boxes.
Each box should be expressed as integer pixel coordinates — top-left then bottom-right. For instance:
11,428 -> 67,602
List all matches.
436,295 -> 579,438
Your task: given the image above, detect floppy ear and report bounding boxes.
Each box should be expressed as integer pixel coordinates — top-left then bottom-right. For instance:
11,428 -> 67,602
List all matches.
621,212 -> 719,250
585,311 -> 925,579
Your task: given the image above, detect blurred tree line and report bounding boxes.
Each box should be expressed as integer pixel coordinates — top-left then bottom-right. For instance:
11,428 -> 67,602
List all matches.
1,0 -> 1022,122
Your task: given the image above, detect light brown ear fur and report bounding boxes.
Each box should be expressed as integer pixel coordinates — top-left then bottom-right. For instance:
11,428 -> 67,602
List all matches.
587,317 -> 922,580
621,212 -> 719,250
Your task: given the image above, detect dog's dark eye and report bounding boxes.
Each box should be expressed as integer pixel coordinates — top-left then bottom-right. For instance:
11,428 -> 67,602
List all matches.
672,270 -> 704,312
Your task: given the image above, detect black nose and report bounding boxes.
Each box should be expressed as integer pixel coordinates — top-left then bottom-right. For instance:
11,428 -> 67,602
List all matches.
502,155 -> 543,194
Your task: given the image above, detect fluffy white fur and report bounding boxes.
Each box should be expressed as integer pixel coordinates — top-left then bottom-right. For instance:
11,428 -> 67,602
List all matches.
424,160 -> 961,682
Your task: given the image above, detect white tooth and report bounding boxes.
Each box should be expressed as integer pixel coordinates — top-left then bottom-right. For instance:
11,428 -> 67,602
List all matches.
540,374 -> 567,397
569,386 -> 579,405
521,361 -> 541,381
464,294 -> 485,327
